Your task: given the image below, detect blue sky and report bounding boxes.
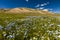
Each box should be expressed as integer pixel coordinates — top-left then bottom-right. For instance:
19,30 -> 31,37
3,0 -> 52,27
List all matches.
0,0 -> 60,13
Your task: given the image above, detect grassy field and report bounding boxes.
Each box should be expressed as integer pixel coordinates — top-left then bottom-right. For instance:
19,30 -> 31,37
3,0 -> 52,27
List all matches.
0,13 -> 60,40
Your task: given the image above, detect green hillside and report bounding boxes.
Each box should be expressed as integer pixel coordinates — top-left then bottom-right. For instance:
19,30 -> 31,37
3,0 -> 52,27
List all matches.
0,8 -> 60,40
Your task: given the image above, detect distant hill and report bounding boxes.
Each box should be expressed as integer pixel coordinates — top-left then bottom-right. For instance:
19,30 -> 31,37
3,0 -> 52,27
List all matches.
0,8 -> 53,14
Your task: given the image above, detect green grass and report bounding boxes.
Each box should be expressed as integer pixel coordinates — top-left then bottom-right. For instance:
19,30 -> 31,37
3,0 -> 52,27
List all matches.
0,13 -> 60,40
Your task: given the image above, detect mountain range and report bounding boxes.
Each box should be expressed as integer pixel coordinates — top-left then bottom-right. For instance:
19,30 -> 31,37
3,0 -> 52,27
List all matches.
0,8 -> 53,14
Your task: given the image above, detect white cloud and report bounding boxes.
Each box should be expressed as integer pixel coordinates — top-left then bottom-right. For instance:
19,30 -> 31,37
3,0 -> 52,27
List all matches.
40,2 -> 49,6
43,8 -> 53,12
35,2 -> 50,12
25,0 -> 29,2
36,7 -> 44,10
39,8 -> 43,9
35,2 -> 49,8
39,7 -> 44,9
35,4 -> 40,8
43,9 -> 49,11
40,4 -> 45,6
